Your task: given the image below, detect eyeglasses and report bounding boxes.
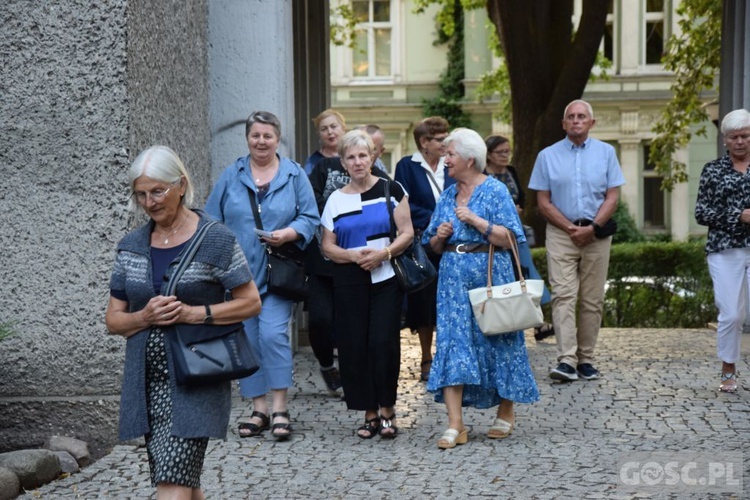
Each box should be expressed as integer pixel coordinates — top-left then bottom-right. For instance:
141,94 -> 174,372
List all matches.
133,180 -> 179,205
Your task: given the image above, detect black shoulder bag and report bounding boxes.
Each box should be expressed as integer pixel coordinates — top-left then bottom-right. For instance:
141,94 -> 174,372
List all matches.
165,221 -> 259,386
247,188 -> 309,301
384,180 -> 438,294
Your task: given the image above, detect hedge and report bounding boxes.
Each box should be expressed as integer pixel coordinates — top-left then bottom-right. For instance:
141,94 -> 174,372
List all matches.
531,240 -> 716,328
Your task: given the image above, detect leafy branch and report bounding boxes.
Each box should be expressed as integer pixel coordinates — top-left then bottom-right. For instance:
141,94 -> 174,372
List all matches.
649,0 -> 722,191
330,3 -> 358,48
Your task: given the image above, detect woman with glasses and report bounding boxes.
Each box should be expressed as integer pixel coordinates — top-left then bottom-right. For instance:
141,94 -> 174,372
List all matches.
206,111 -> 320,440
394,116 -> 455,382
106,145 -> 261,499
485,135 -> 553,341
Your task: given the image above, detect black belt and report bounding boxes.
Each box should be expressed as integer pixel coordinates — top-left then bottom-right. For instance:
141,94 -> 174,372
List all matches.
444,244 -> 492,254
571,219 -> 593,227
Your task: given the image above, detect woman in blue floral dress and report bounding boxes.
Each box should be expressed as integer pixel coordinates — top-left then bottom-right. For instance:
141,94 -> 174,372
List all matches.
422,128 -> 539,449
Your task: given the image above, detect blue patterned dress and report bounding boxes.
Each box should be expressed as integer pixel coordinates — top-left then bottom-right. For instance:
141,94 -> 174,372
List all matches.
423,177 -> 539,408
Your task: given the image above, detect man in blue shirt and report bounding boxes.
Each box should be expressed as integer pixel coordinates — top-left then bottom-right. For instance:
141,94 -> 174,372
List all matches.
528,100 -> 625,382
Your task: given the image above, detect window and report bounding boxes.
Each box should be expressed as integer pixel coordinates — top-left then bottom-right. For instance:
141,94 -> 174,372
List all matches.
642,144 -> 666,228
603,0 -> 616,66
643,0 -> 666,65
351,0 -> 393,78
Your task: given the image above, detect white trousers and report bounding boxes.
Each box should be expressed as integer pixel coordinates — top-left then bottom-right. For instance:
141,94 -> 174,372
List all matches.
707,247 -> 750,364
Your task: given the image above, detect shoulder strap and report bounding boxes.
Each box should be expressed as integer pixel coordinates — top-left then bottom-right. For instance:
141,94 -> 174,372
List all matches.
165,221 -> 217,296
424,167 -> 442,194
246,188 -> 264,231
384,180 -> 396,242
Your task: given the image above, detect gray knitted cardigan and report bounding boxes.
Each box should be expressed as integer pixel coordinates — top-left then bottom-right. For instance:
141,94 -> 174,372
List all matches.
109,211 -> 253,441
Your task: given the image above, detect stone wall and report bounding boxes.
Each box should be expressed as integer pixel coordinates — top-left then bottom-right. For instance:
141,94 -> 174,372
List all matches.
0,0 -> 211,457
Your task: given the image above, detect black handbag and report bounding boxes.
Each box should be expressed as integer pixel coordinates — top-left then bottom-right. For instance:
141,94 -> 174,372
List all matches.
165,221 -> 259,386
594,218 -> 617,238
247,189 -> 309,301
384,181 -> 438,294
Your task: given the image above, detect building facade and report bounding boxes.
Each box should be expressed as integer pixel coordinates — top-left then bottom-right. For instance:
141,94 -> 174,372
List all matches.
329,0 -> 718,239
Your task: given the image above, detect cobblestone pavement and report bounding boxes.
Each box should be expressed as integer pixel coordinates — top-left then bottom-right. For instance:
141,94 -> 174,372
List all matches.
24,328 -> 749,499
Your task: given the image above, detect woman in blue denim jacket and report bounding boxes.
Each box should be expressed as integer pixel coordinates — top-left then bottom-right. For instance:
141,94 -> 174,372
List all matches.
205,111 -> 320,440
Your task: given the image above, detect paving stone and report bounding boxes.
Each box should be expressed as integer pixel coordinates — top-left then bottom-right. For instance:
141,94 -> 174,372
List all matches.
20,329 -> 750,499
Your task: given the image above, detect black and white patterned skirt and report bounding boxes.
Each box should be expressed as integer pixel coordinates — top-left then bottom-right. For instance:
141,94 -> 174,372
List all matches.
145,329 -> 208,488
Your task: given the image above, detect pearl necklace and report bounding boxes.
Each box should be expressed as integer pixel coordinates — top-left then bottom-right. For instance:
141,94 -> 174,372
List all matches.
155,215 -> 187,245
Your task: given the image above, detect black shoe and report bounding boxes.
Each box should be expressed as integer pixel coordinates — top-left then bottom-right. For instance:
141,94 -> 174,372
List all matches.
320,366 -> 342,392
534,323 -> 555,341
549,363 -> 578,381
577,363 -> 600,380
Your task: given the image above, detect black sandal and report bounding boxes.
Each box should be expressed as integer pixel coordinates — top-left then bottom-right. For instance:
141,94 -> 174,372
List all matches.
420,360 -> 432,382
379,412 -> 398,439
238,411 -> 269,438
357,417 -> 380,439
534,323 -> 554,341
271,411 -> 293,441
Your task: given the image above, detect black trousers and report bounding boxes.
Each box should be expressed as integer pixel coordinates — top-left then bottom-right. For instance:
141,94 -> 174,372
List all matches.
306,273 -> 335,368
333,266 -> 403,411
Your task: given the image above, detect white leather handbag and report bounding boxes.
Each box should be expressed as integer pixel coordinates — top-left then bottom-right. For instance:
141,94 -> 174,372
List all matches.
468,227 -> 544,336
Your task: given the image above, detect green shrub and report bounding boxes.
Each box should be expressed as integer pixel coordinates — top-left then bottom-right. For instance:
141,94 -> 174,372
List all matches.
531,239 -> 715,328
612,200 -> 645,244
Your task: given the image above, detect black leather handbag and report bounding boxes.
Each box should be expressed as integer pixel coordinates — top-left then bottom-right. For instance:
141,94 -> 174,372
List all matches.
594,218 -> 617,238
247,189 -> 309,301
265,243 -> 309,301
384,181 -> 438,294
165,222 -> 260,386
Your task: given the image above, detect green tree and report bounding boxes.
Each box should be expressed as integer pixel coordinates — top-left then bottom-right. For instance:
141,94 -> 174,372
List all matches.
420,0 -> 473,128
648,0 -> 722,191
416,0 -> 609,243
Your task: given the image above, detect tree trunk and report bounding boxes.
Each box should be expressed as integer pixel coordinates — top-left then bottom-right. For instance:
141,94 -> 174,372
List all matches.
486,0 -> 608,245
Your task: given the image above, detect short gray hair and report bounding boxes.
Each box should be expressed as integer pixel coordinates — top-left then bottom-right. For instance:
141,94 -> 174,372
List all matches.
721,109 -> 750,135
443,128 -> 487,171
338,129 -> 374,158
563,99 -> 595,120
245,110 -> 282,139
127,145 -> 194,212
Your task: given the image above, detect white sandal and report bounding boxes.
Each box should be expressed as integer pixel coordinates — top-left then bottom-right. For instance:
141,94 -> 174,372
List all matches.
437,428 -> 468,449
487,418 -> 514,439
720,372 -> 738,393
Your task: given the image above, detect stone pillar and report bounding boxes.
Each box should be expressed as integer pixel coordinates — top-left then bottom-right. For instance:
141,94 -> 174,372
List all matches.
618,141 -> 640,223
719,0 -> 750,331
670,148 -> 690,240
208,0 -> 297,177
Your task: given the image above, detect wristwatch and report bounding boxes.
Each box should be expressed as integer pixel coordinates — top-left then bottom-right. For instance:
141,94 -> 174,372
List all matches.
203,304 -> 214,324
592,221 -> 602,231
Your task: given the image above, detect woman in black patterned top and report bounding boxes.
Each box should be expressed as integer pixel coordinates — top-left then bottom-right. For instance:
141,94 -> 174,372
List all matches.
695,109 -> 750,393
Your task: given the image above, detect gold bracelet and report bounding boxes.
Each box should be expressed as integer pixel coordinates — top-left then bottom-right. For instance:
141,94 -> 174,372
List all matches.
385,246 -> 392,260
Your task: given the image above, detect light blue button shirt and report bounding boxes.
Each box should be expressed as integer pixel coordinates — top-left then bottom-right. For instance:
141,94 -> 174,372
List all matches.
528,136 -> 625,222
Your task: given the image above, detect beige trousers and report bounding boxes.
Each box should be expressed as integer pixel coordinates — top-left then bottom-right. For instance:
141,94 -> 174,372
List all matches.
545,224 -> 612,367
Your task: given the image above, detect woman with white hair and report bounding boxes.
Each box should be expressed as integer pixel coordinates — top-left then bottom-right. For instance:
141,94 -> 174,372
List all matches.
423,128 -> 538,449
695,108 -> 750,393
105,145 -> 261,498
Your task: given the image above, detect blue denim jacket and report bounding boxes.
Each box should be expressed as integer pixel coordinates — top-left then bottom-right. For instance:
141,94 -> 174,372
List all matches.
205,154 -> 320,295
